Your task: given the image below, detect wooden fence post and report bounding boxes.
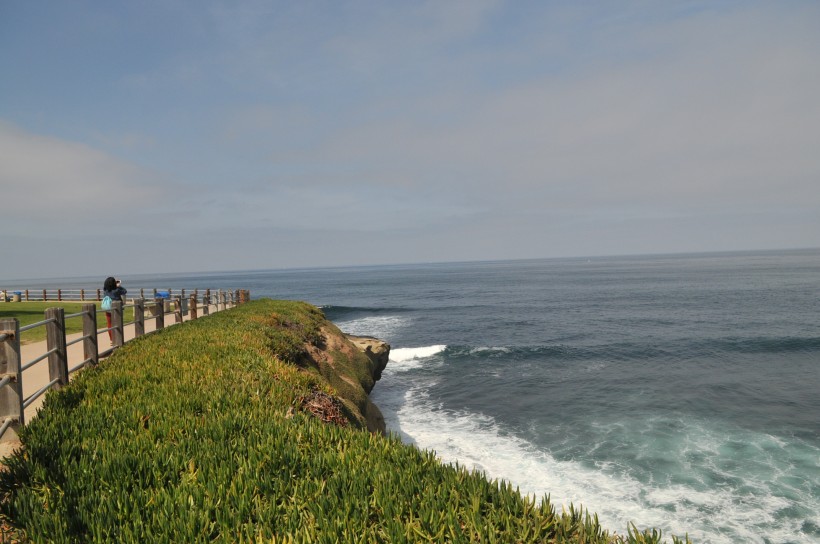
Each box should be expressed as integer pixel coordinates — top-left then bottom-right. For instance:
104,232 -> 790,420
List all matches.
57,289 -> 62,301
134,298 -> 145,337
45,307 -> 69,388
201,294 -> 209,316
42,289 -> 47,302
154,298 -> 165,330
0,318 -> 24,441
112,301 -> 124,347
175,297 -> 183,324
80,289 -> 85,301
82,304 -> 99,367
189,295 -> 197,320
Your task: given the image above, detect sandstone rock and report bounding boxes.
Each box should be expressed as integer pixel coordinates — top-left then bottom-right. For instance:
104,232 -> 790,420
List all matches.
345,334 -> 391,389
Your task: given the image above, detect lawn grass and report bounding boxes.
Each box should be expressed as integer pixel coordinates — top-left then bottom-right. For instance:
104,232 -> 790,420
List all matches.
0,302 -> 135,344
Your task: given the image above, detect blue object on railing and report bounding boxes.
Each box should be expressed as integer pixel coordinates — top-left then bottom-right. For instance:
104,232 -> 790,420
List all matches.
156,291 -> 170,299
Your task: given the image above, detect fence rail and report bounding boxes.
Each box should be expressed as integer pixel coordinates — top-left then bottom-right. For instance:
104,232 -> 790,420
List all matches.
0,289 -> 250,445
0,287 -> 233,303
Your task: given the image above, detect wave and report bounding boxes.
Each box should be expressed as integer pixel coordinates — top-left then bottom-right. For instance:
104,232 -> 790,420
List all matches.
378,389 -> 820,544
391,345 -> 447,363
387,345 -> 447,371
440,335 -> 820,365
703,335 -> 820,354
320,305 -> 412,318
443,344 -> 623,363
371,337 -> 820,543
334,314 -> 411,340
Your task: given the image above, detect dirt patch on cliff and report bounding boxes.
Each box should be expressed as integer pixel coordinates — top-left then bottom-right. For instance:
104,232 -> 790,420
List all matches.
294,389 -> 349,427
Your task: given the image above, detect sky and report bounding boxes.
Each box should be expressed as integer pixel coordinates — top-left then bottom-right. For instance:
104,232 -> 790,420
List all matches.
2,1 -> 819,280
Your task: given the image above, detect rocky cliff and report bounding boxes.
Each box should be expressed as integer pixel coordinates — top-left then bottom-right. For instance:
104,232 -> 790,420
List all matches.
300,322 -> 391,434
345,334 -> 391,433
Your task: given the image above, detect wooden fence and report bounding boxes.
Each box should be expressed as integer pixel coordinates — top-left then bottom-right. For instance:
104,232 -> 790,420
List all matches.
0,289 -> 250,445
0,287 -> 226,303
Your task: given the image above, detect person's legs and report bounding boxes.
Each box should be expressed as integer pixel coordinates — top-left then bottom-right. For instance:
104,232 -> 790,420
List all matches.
105,312 -> 113,342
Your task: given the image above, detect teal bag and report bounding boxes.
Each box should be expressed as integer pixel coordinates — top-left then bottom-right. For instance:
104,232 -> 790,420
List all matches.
101,296 -> 113,311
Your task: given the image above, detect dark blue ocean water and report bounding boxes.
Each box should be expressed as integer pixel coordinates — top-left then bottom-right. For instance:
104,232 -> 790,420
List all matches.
4,249 -> 819,543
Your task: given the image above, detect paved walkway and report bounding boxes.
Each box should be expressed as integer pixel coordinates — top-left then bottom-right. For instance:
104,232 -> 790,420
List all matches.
1,301 -> 233,459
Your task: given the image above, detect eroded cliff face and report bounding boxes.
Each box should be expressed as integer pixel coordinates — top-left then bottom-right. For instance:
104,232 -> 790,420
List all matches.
345,335 -> 391,388
345,334 -> 391,434
301,324 -> 390,434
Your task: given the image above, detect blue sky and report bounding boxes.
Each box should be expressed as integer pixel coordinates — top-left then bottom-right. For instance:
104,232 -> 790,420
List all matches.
2,1 -> 819,280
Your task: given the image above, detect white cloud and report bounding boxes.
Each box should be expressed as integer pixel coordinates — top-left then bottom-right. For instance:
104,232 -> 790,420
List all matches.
304,2 -> 820,221
0,121 -> 173,233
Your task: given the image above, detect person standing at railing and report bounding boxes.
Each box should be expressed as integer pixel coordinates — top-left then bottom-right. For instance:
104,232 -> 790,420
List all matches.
102,277 -> 127,345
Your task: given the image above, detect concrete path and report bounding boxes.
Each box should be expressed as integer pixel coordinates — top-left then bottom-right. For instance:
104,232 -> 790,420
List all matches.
1,301 -> 233,459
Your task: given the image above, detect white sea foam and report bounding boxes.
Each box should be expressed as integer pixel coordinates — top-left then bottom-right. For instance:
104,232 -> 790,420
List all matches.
336,315 -> 409,340
386,345 -> 447,371
380,388 -> 820,544
468,346 -> 512,355
390,345 -> 447,362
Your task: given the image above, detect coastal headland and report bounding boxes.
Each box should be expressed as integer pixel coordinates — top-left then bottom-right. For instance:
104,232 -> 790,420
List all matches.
0,299 -> 684,542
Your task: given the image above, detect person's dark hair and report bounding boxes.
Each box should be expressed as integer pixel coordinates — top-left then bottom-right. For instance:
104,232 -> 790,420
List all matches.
104,277 -> 117,291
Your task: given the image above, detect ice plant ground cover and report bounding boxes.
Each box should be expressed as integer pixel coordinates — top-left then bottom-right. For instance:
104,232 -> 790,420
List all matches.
0,300 -> 689,543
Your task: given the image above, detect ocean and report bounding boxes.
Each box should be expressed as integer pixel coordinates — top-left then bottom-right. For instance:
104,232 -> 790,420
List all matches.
4,249 -> 819,543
